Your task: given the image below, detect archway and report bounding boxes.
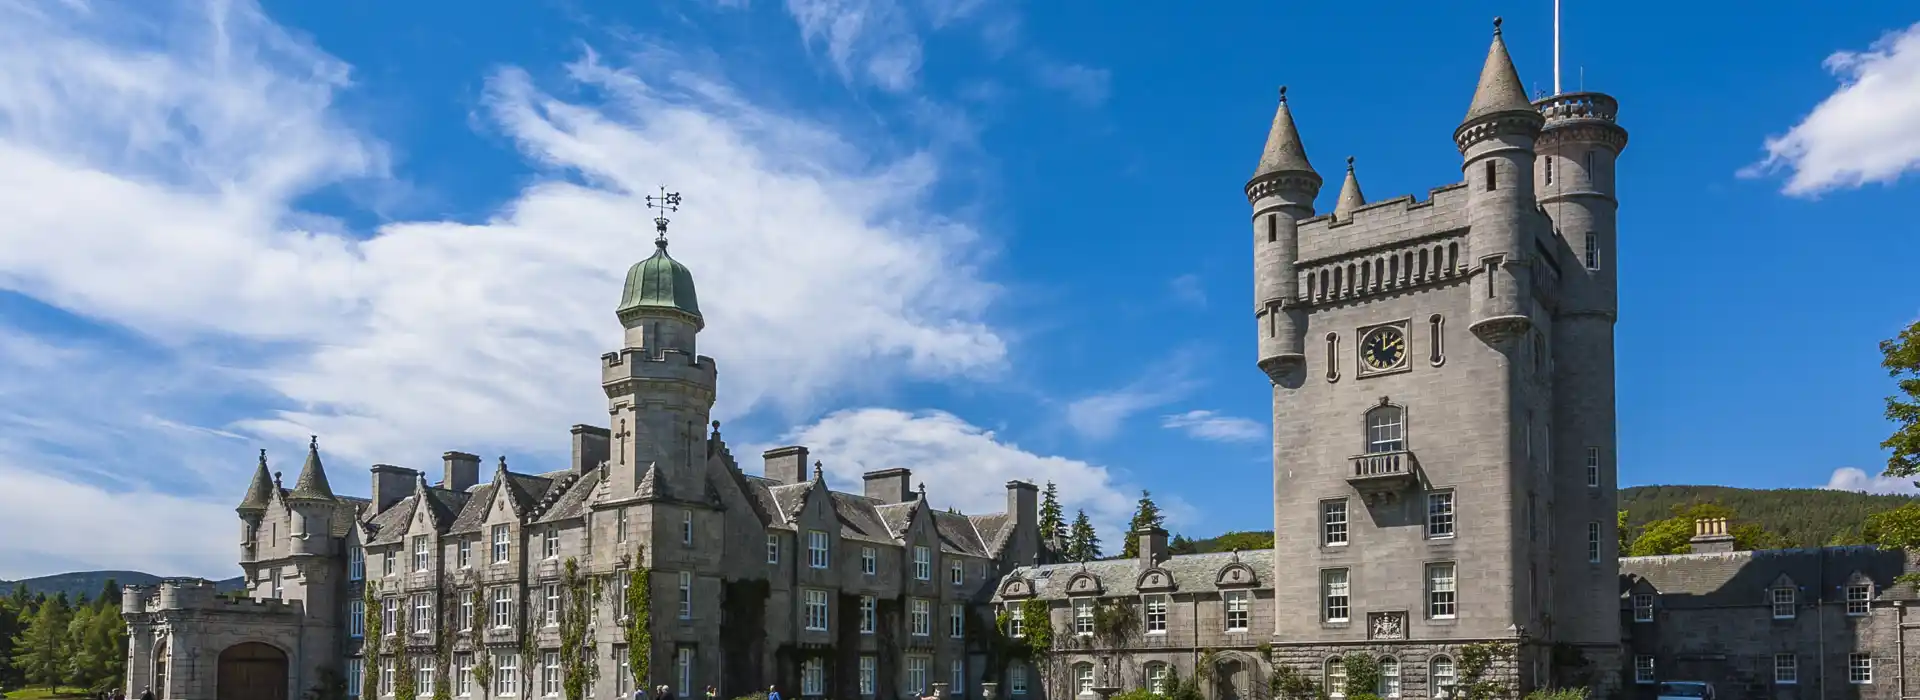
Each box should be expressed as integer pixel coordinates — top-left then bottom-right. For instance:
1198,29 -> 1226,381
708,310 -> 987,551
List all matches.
1215,659 -> 1245,700
217,642 -> 288,700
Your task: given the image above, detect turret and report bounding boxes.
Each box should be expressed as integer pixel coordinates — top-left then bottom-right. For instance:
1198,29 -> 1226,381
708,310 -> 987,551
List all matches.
285,436 -> 336,557
1534,90 -> 1627,316
1333,157 -> 1366,222
237,449 -> 274,562
1247,87 -> 1323,385
1454,18 -> 1544,343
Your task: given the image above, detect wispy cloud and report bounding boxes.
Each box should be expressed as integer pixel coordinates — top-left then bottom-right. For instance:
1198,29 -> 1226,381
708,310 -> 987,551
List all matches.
783,0 -> 924,92
1033,60 -> 1111,107
1744,21 -> 1920,195
1824,466 -> 1919,495
1161,410 -> 1266,443
1066,372 -> 1195,442
1169,273 -> 1206,307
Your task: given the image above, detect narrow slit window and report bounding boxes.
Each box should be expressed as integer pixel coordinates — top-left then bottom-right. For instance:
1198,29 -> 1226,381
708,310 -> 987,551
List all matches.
1584,232 -> 1601,271
1544,156 -> 1554,186
1267,213 -> 1277,244
1326,333 -> 1340,383
1585,150 -> 1597,182
1429,315 -> 1445,366
1484,161 -> 1496,191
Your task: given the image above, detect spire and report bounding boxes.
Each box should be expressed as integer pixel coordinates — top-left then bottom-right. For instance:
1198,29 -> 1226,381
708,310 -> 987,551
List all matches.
288,435 -> 336,501
1463,18 -> 1536,123
1334,157 -> 1366,220
1252,86 -> 1317,179
238,449 -> 274,513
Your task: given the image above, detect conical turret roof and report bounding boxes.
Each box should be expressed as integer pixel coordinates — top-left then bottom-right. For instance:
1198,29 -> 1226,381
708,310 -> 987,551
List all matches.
238,449 -> 274,513
1252,87 -> 1317,179
288,436 -> 336,501
1462,18 -> 1535,123
1334,157 -> 1366,220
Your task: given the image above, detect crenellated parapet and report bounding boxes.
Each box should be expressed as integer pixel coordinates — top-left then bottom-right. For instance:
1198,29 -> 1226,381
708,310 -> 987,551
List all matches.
123,579 -> 306,617
600,347 -> 718,394
1535,92 -> 1628,151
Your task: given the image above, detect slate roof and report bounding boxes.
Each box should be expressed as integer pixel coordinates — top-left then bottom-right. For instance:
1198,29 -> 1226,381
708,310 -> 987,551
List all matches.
995,549 -> 1275,600
969,513 -> 1013,557
1462,22 -> 1536,123
1620,545 -> 1917,607
534,469 -> 602,525
739,474 -> 1004,556
932,510 -> 989,557
827,491 -> 895,544
447,482 -> 501,535
364,495 -> 419,546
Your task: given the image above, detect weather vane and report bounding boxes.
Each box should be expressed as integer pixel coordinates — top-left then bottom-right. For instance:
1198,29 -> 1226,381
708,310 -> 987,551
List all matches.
645,186 -> 683,245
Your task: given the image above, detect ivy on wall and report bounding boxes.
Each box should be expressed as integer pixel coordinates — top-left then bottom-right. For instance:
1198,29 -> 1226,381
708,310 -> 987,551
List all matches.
1458,642 -> 1515,700
361,586 -> 384,700
394,605 -> 417,700
626,547 -> 654,690
470,586 -> 494,696
560,558 -> 601,700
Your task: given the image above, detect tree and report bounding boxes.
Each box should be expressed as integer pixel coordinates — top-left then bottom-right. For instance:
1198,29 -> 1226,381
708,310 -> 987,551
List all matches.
1065,510 -> 1102,562
1038,482 -> 1066,555
1866,503 -> 1920,550
1616,511 -> 1631,553
1878,320 -> 1920,479
11,592 -> 70,688
1120,491 -> 1166,558
96,580 -> 120,611
1628,502 -> 1784,556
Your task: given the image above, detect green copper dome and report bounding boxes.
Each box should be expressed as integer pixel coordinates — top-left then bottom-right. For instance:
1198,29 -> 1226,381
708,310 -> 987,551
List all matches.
618,240 -> 702,319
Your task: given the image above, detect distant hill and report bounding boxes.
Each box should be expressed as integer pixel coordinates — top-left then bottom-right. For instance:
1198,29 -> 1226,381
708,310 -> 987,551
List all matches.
0,570 -> 246,601
1167,485 -> 1919,554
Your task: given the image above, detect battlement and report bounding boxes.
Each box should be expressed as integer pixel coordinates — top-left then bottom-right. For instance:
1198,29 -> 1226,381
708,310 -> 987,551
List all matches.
1535,92 -> 1618,127
123,579 -> 304,616
1298,183 -> 1471,262
600,347 -> 717,385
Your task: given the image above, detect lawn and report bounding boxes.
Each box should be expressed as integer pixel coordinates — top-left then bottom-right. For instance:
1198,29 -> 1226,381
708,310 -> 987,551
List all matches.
2,688 -> 91,699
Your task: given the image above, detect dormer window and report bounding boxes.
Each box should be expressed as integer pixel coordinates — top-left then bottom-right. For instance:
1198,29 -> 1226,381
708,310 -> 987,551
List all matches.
1771,586 -> 1797,619
1848,583 -> 1872,616
1632,593 -> 1654,622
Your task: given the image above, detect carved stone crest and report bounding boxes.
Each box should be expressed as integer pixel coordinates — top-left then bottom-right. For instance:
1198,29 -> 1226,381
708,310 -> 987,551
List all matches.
1367,611 -> 1406,640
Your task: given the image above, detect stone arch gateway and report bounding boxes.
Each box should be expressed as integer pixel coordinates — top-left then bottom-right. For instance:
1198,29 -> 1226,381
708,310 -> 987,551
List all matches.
217,642 -> 288,700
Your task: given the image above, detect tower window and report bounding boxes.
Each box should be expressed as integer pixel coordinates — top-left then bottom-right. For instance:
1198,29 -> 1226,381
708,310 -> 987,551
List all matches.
1428,314 -> 1446,366
1484,161 -> 1496,191
1586,448 -> 1601,488
1585,150 -> 1598,181
1584,232 -> 1601,270
1364,405 -> 1405,453
1544,156 -> 1554,186
1267,213 -> 1277,244
1587,522 -> 1602,562
1325,333 -> 1341,383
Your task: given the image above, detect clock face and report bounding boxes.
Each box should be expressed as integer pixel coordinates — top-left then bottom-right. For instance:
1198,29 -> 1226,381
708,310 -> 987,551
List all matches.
1360,327 -> 1407,371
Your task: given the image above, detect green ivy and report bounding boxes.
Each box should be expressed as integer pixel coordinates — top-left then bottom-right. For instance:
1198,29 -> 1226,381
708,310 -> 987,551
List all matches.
1340,655 -> 1380,698
470,586 -> 494,696
560,559 -> 602,700
432,584 -> 453,700
1458,642 -> 1514,700
627,548 -> 654,690
1270,664 -> 1324,700
394,604 -> 417,700
1017,599 -> 1052,656
361,586 -> 384,700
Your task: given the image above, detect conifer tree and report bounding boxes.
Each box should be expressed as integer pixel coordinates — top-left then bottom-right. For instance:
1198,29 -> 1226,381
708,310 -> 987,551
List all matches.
11,592 -> 70,688
1038,482 -> 1066,554
1065,510 -> 1102,561
1120,490 -> 1166,558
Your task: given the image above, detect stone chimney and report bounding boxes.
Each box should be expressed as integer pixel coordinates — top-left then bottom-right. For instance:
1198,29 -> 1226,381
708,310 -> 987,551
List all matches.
370,464 -> 419,513
1007,480 -> 1040,564
863,468 -> 913,504
1136,526 -> 1169,570
1690,517 -> 1736,554
442,452 -> 480,493
763,446 -> 810,485
570,424 -> 610,474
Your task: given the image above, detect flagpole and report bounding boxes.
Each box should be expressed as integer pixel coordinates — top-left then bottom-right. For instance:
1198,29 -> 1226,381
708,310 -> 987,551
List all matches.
1553,0 -> 1562,94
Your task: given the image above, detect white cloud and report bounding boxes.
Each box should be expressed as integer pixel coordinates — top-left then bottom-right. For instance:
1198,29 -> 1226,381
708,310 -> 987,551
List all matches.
1033,61 -> 1111,107
1065,380 -> 1189,442
1746,21 -> 1920,196
1824,467 -> 1920,495
0,0 -> 1015,574
1161,410 -> 1266,443
0,464 -> 235,581
784,0 -> 924,92
1169,273 -> 1206,307
768,407 -> 1141,536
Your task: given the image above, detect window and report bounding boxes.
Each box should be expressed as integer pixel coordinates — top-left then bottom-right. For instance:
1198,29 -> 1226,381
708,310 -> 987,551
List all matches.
680,509 -> 694,545
1365,405 -> 1405,453
458,540 -> 471,569
350,547 -> 364,581
1145,595 -> 1169,633
1586,448 -> 1600,487
1851,654 -> 1873,684
1427,492 -> 1455,538
1775,654 -> 1797,685
458,588 -> 474,630
804,589 -> 829,631
346,658 -> 363,698
419,657 -> 437,695
765,533 -> 779,564
678,571 -> 693,619
1427,563 -> 1457,619
1429,315 -> 1446,366
950,604 -> 965,638
951,561 -> 964,585
1634,656 -> 1654,684
272,569 -> 283,599
1075,663 -> 1095,694
1848,583 -> 1872,615
612,570 -> 629,621
1323,570 -> 1350,623
1584,150 -> 1597,181
382,597 -> 398,636
349,600 -> 364,638
492,586 -> 513,628
1544,156 -> 1554,186
543,529 -> 559,560
1073,599 -> 1093,635
912,598 -> 932,636
1632,593 -> 1654,622
951,659 -> 965,696
1326,658 -> 1347,699
1431,657 -> 1456,699
491,524 -> 510,563
1146,664 -> 1169,694
804,658 -> 826,696
808,530 -> 829,569
1378,657 -> 1400,698
613,647 -> 629,696
677,647 -> 694,695
1326,333 -> 1341,382
413,593 -> 432,634
860,596 -> 876,634
616,508 -> 628,543
1584,232 -> 1600,271
1771,586 -> 1796,619
1266,213 -> 1277,244
408,535 -> 429,572
862,546 -> 877,575
909,657 -> 931,696
1484,161 -> 1496,191
1009,666 -> 1028,695
860,657 -> 877,696
914,546 -> 932,580
380,659 -> 395,696
1225,592 -> 1250,631
384,551 -> 396,576
1007,603 -> 1025,637
1322,499 -> 1349,546
497,653 -> 518,696
457,653 -> 474,696
1587,522 -> 1602,562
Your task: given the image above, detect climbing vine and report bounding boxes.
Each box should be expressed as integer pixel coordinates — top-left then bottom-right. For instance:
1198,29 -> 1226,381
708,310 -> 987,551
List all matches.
518,602 -> 539,698
626,549 -> 654,689
394,605 -> 417,700
470,586 -> 494,696
1458,642 -> 1515,700
1269,664 -> 1323,700
361,587 -> 384,700
1339,655 -> 1380,699
432,585 -> 453,700
561,558 -> 602,700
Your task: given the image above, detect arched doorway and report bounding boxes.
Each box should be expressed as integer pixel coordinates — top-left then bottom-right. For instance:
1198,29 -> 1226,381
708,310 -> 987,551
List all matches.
1215,659 -> 1245,700
217,642 -> 288,700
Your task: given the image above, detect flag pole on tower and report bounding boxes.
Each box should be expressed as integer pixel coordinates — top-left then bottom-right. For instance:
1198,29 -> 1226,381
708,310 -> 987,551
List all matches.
1553,0 -> 1562,94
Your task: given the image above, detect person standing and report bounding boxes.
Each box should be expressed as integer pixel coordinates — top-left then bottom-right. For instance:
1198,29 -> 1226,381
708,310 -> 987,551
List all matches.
140,688 -> 155,700
767,685 -> 781,700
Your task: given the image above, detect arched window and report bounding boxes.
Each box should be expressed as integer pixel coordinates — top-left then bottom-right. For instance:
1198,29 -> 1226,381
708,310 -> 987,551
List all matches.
1325,657 -> 1347,699
1365,405 -> 1405,453
1431,656 -> 1457,699
1075,663 -> 1095,694
1145,663 -> 1169,694
1379,657 -> 1401,698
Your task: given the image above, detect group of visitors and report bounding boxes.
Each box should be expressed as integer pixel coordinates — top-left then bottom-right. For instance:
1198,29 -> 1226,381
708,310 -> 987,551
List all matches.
633,684 -> 723,700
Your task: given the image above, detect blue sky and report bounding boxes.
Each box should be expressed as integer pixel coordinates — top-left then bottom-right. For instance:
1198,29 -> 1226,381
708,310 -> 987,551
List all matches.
0,0 -> 1916,580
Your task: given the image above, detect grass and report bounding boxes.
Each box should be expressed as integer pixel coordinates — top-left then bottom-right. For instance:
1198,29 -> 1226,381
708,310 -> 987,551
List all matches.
3,687 -> 91,699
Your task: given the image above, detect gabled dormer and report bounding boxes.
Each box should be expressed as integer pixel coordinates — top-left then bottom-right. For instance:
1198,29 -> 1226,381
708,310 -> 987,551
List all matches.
1135,566 -> 1177,594
1065,570 -> 1104,597
1214,559 -> 1261,589
1766,573 -> 1799,620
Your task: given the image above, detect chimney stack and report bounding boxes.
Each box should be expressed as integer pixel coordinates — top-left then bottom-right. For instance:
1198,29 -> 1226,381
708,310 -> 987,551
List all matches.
863,468 -> 913,504
442,452 -> 480,493
1136,526 -> 1169,570
763,446 -> 810,485
570,424 -> 610,474
1007,480 -> 1040,566
1690,517 -> 1736,554
370,464 -> 419,513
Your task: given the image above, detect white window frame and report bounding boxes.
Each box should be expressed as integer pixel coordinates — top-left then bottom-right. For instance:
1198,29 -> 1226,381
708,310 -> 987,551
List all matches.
1075,664 -> 1094,694
458,539 -> 472,569
914,545 -> 932,580
543,529 -> 559,560
349,547 -> 364,581
862,546 -> 877,575
1365,406 -> 1405,453
616,508 -> 628,543
1775,654 -> 1797,685
382,597 -> 398,636
1430,657 -> 1455,700
491,524 -> 510,564
1632,593 -> 1654,622
1145,594 -> 1169,633
1010,666 -> 1028,696
1851,654 -> 1873,684
380,658 -> 395,697
809,530 -> 830,569
803,658 -> 826,696
349,599 -> 365,638
413,593 -> 432,634
1848,583 -> 1872,616
1073,598 -> 1093,636
491,586 -> 513,629
766,533 -> 780,564
678,571 -> 693,620
1378,656 -> 1400,698
952,659 -> 965,696
909,657 -> 931,696
384,550 -> 396,577
457,653 -> 474,696
497,653 -> 519,696
459,588 -> 474,630
1587,522 -> 1602,563
677,647 -> 694,695
1322,499 -> 1349,547
1224,591 -> 1250,632
804,589 -> 829,631
1771,586 -> 1796,619
1426,491 -> 1455,539
1324,569 -> 1351,623
859,595 -> 876,634
346,658 -> 363,698
1634,656 -> 1655,685
1427,563 -> 1457,619
682,509 -> 694,545
1006,603 -> 1025,637
911,598 -> 932,636
860,656 -> 877,696
420,656 -> 437,696
950,603 -> 965,638
1147,663 -> 1169,694
1584,232 -> 1600,271
613,646 -> 630,696
1585,447 -> 1600,487
543,584 -> 560,627
951,561 -> 964,585
1326,658 -> 1347,699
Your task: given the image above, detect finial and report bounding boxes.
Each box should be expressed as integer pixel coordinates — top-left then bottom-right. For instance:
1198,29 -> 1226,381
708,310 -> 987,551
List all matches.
918,482 -> 928,496
308,435 -> 317,450
712,420 -> 720,430
1493,16 -> 1503,36
274,471 -> 283,487
1278,85 -> 1288,103
1346,156 -> 1355,171
258,448 -> 267,466
813,460 -> 823,480
645,186 -> 683,247
498,455 -> 508,470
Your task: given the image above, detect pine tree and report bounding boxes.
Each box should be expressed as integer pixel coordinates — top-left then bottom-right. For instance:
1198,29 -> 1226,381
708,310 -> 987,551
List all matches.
1038,482 -> 1066,554
96,580 -> 120,610
1066,510 -> 1102,562
0,597 -> 20,689
1120,490 -> 1166,558
11,591 -> 71,688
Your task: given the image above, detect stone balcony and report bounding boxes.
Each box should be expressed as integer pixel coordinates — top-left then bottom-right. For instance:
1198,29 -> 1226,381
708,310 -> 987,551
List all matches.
1347,450 -> 1420,503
